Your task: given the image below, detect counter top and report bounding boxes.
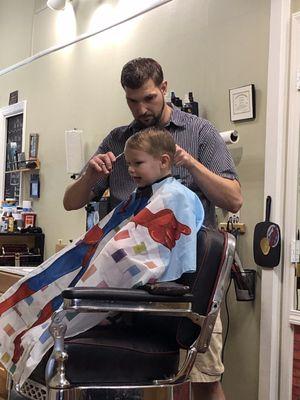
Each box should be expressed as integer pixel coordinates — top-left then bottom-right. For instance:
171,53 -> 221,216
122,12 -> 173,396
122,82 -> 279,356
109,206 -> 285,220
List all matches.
0,266 -> 35,276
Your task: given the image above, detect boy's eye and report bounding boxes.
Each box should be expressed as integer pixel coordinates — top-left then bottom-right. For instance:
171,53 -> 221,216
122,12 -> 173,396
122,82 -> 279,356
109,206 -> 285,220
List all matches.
125,161 -> 143,166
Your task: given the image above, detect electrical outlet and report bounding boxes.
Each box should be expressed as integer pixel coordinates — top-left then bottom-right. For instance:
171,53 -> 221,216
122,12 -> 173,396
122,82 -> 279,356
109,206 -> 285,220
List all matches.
228,211 -> 240,223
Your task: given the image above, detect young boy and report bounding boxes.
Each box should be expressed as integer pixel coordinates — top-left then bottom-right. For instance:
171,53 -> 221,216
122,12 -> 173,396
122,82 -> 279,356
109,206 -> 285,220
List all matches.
0,127 -> 204,385
125,126 -> 176,188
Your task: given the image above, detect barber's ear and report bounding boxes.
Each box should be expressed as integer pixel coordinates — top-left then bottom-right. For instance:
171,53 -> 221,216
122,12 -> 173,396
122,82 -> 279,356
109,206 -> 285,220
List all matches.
160,81 -> 167,95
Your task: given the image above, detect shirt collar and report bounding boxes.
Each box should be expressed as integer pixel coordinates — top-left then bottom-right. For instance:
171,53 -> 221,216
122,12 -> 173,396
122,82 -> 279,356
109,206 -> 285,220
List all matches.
128,120 -> 141,134
167,104 -> 186,128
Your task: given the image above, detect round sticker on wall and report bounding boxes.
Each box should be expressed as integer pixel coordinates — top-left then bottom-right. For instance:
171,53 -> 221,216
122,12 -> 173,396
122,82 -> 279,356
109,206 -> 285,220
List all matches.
267,224 -> 280,248
260,237 -> 270,255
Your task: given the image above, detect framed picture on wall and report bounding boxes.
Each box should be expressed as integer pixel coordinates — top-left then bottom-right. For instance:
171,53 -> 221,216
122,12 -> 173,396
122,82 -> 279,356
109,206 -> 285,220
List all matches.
29,133 -> 39,159
229,84 -> 256,122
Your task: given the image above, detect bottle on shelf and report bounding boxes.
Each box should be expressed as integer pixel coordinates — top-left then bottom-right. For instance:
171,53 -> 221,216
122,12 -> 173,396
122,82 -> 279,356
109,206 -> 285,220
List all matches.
182,94 -> 193,114
169,91 -> 182,107
188,92 -> 199,116
21,200 -> 37,228
1,215 -> 8,233
14,213 -> 24,231
174,97 -> 183,108
7,212 -> 14,233
170,91 -> 176,105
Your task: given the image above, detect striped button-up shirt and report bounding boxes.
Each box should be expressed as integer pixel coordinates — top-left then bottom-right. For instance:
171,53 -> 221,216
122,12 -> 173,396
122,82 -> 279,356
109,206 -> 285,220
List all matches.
92,105 -> 238,227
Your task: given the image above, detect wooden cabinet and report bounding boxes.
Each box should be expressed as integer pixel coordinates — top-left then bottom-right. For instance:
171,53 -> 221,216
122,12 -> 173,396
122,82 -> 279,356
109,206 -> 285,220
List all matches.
0,232 -> 44,267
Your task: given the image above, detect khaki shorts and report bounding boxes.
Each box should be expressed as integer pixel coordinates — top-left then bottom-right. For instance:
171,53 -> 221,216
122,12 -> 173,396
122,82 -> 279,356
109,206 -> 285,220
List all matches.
179,313 -> 224,383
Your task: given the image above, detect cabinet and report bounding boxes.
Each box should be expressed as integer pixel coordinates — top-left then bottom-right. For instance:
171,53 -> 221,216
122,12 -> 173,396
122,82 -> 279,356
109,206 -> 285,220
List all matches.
0,232 -> 44,267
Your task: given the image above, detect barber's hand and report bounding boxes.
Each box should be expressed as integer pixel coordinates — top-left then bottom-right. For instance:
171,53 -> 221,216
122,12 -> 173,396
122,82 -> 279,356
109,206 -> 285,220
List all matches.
174,145 -> 196,170
86,152 -> 116,179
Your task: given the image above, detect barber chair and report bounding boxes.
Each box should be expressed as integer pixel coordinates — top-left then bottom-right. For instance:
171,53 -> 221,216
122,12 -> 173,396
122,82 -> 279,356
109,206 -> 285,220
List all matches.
10,228 -> 235,400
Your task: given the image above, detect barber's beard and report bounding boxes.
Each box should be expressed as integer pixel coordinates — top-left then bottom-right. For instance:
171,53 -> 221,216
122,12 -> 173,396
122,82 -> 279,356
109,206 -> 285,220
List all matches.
138,98 -> 166,128
152,101 -> 165,127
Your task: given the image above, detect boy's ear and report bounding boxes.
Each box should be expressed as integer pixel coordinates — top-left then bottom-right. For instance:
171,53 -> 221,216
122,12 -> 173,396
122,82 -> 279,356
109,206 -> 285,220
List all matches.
161,153 -> 171,168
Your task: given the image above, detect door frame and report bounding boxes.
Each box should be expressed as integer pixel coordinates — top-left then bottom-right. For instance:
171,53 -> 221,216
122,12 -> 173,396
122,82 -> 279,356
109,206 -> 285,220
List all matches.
279,10 -> 300,400
259,0 -> 291,399
0,101 -> 27,202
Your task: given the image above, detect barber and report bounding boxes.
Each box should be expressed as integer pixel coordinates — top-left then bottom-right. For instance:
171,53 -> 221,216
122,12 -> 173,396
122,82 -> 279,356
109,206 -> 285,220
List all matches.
64,57 -> 242,400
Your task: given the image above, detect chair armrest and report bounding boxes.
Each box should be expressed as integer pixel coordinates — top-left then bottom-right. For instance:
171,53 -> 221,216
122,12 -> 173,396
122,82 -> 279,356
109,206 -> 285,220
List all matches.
61,287 -> 204,327
62,286 -> 193,303
140,282 -> 191,296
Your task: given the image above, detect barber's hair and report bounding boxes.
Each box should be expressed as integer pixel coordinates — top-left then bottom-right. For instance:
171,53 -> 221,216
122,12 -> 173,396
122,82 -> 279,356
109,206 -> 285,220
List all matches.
121,58 -> 164,89
125,127 -> 176,162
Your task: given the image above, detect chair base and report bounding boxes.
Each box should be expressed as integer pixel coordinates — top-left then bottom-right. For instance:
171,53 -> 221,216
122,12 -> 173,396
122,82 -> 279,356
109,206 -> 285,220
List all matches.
14,379 -> 191,400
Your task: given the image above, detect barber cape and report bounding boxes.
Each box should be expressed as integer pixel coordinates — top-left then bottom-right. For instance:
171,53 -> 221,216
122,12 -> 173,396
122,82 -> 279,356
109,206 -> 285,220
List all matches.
0,176 -> 204,385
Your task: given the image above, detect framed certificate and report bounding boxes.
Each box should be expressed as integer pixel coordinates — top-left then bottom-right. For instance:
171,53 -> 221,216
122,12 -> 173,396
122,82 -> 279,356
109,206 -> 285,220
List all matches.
229,84 -> 256,122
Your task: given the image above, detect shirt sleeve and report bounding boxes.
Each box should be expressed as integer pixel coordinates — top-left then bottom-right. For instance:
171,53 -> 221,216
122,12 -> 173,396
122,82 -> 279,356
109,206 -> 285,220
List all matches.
198,121 -> 239,181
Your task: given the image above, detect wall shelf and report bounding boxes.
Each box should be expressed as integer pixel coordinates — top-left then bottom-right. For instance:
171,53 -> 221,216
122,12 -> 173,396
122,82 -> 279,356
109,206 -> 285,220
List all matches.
5,159 -> 40,174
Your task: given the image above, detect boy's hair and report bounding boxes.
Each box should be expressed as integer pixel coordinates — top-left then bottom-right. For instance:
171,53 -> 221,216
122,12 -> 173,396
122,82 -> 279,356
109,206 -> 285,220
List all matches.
121,58 -> 164,89
125,127 -> 176,162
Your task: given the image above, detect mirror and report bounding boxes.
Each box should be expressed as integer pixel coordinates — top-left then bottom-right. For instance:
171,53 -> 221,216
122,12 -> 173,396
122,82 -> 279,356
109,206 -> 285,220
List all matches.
0,1 -> 272,399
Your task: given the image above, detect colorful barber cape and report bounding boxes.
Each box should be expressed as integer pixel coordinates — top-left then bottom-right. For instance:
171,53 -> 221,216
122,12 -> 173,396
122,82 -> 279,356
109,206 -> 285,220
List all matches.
0,176 -> 204,385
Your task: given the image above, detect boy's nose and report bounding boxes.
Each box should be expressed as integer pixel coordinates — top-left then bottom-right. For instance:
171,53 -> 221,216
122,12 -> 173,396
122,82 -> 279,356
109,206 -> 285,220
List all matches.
128,165 -> 135,174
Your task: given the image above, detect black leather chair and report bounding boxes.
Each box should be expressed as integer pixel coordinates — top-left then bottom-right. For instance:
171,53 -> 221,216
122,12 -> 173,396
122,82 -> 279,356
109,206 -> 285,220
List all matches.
11,228 -> 235,400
